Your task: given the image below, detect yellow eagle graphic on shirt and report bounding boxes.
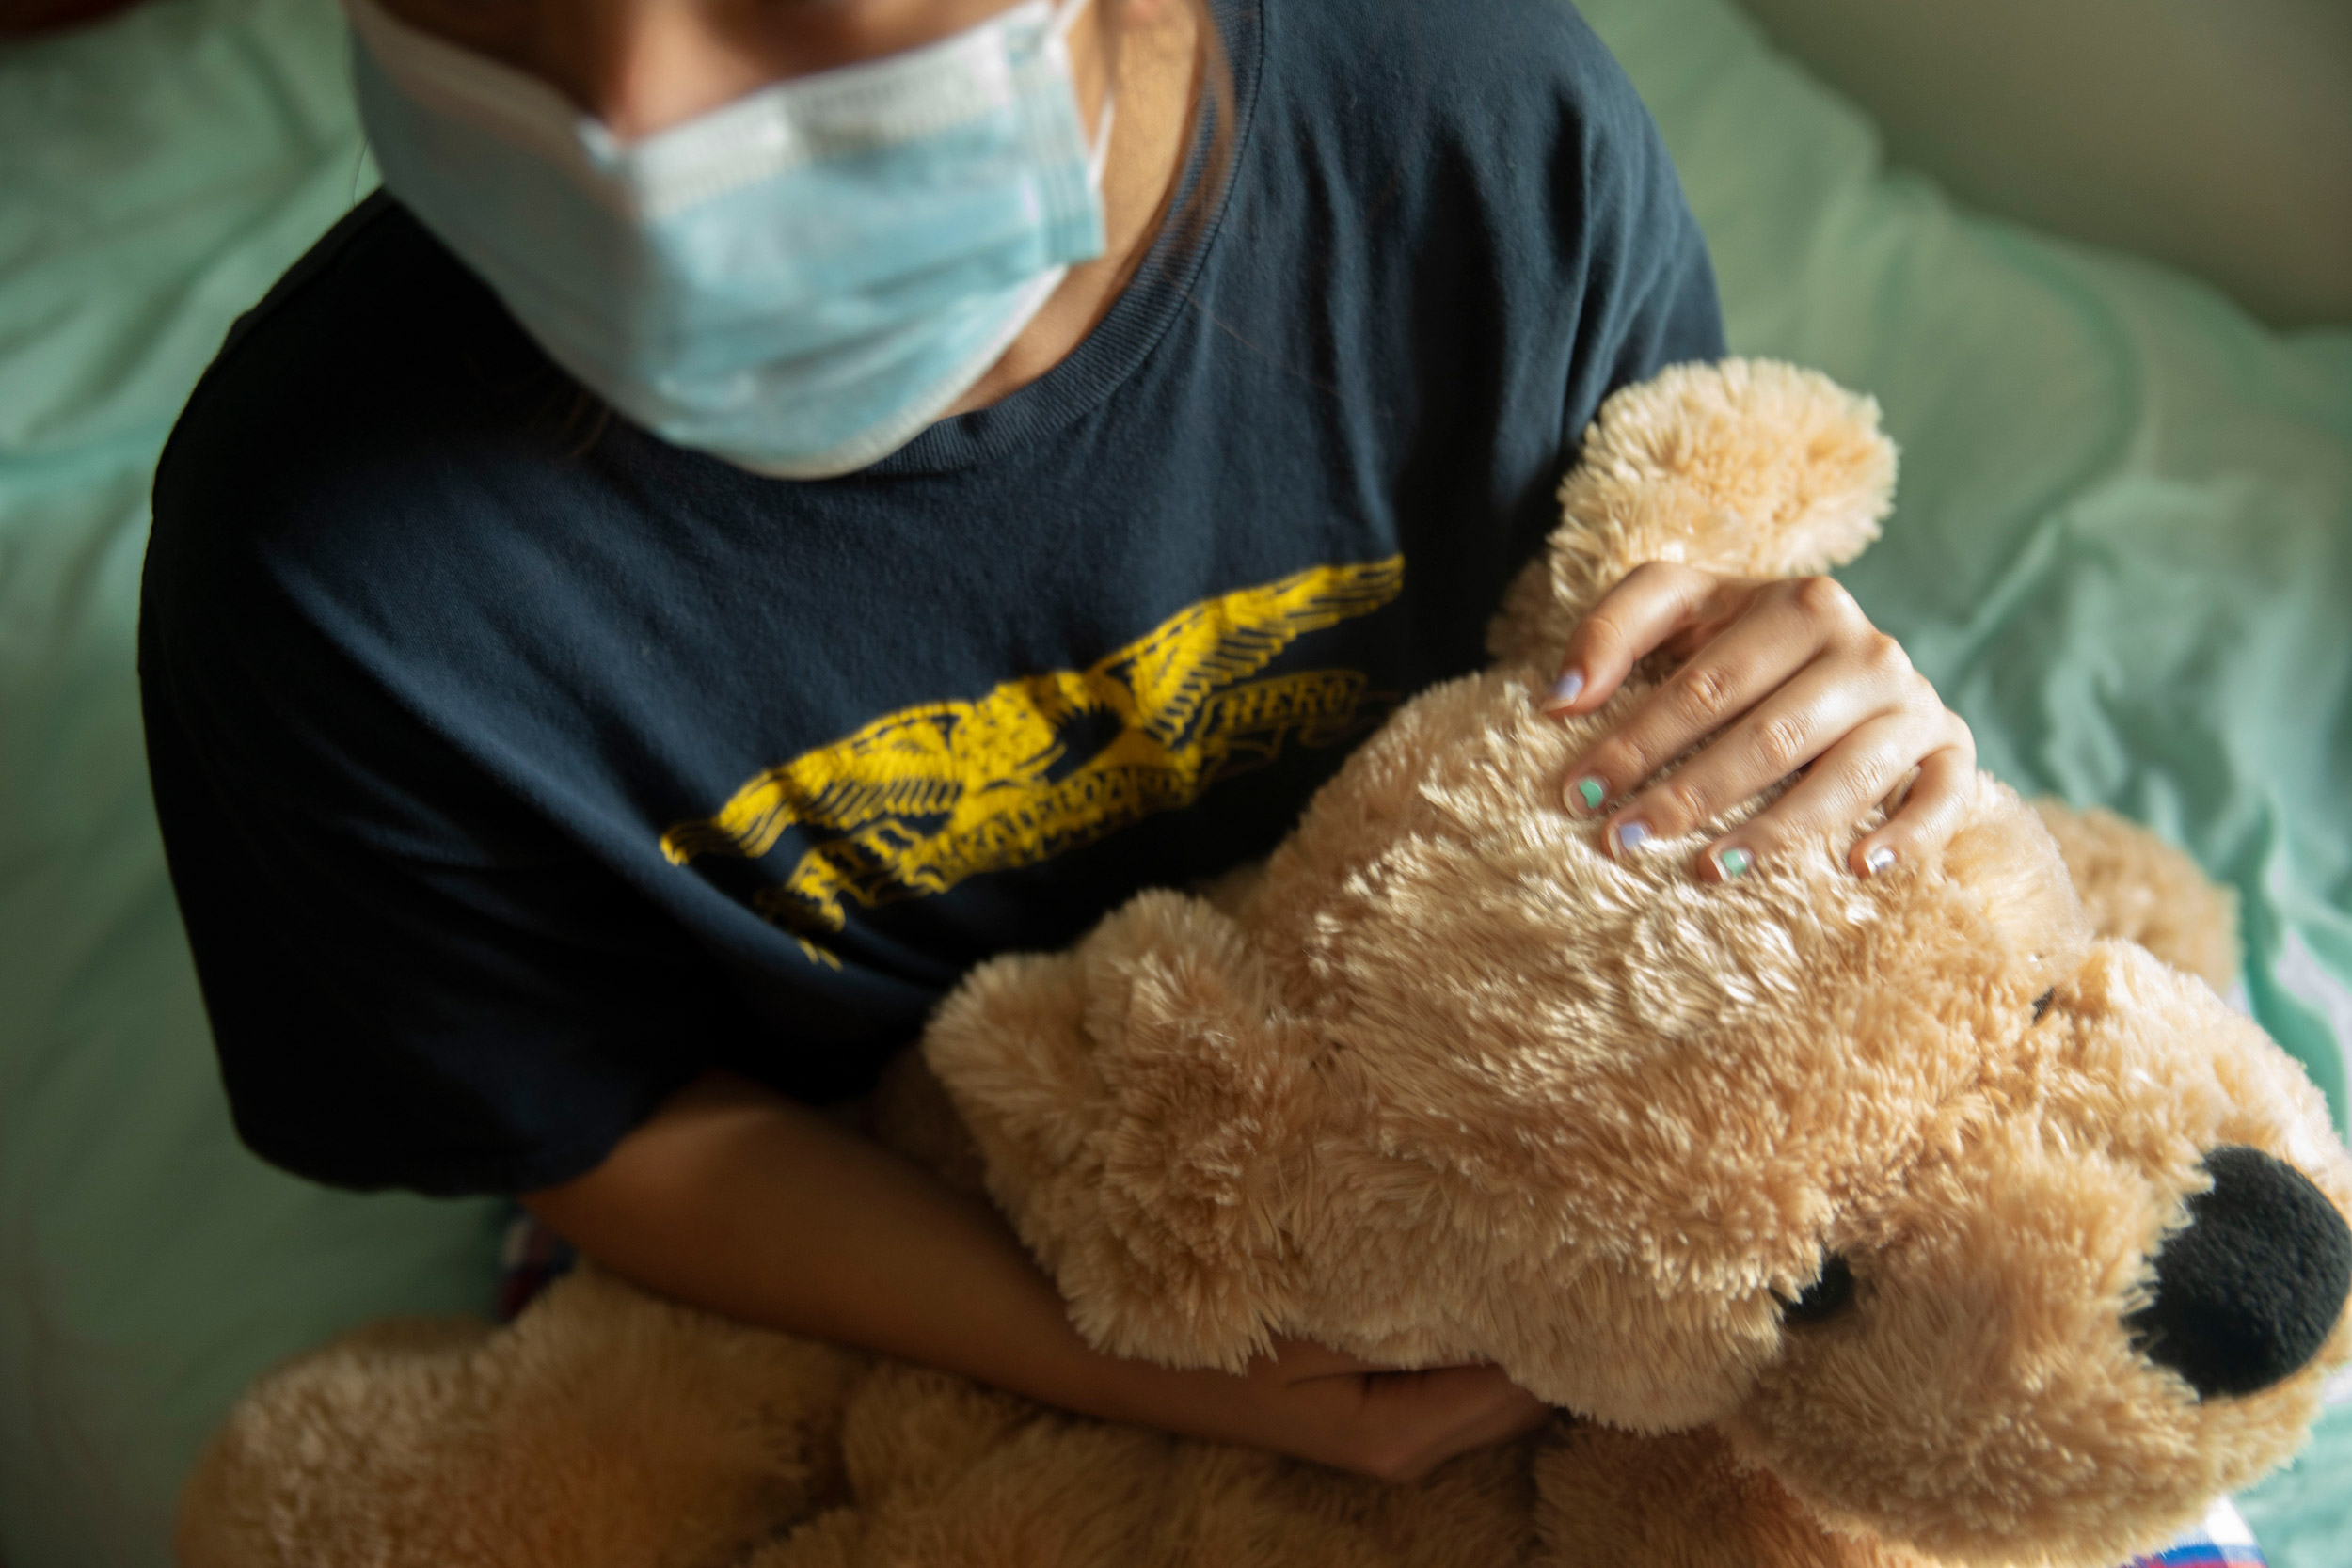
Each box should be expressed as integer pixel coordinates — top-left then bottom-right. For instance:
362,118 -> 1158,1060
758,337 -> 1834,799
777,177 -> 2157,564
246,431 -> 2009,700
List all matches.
660,557 -> 1406,949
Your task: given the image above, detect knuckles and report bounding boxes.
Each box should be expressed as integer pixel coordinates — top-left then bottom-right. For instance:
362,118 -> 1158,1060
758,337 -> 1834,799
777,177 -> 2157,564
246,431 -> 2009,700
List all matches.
1753,710 -> 1814,776
1672,661 -> 1740,727
1580,562 -> 1708,660
1785,574 -> 1862,628
1658,775 -> 1715,830
1861,629 -> 1915,684
1577,607 -> 1644,661
1588,733 -> 1651,783
1624,559 -> 1699,595
1578,573 -> 1963,837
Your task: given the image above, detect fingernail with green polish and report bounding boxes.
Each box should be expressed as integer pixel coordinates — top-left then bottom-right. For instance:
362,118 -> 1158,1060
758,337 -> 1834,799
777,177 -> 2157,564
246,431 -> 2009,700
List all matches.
1573,777 -> 1606,813
1716,847 -> 1753,880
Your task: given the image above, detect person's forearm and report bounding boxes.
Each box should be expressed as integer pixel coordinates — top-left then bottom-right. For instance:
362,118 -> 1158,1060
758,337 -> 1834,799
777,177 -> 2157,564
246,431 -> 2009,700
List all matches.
524,1069 -> 1157,1420
523,1069 -> 1548,1477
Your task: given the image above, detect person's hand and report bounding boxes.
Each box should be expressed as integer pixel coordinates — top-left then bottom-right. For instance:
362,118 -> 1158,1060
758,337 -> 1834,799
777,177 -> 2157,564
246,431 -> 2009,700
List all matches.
1163,1335 -> 1551,1484
1540,563 -> 1974,882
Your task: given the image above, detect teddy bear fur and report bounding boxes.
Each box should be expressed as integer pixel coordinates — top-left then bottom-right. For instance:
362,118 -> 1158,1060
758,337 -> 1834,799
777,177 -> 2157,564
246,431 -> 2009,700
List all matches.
179,361 -> 2351,1568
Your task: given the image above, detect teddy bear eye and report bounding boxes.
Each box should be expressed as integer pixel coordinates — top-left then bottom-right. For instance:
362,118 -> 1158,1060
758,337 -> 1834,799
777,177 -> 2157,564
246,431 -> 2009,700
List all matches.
1782,1255 -> 1855,1325
2031,989 -> 2056,1022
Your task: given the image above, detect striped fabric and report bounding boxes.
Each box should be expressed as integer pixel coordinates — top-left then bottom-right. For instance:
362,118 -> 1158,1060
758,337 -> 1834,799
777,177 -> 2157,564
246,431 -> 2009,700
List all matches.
2131,1500 -> 2269,1568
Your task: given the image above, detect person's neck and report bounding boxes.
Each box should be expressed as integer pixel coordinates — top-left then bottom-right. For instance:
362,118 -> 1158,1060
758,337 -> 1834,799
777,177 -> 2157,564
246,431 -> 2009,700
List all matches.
941,0 -> 1203,417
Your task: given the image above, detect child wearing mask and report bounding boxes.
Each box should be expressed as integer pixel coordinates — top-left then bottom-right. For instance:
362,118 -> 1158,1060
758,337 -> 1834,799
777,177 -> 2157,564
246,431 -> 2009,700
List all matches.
140,0 -> 1974,1481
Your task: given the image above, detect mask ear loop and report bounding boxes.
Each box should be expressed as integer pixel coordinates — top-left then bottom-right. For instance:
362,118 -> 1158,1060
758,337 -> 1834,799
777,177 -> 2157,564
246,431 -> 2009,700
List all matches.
1084,92 -> 1117,187
1048,0 -> 1118,188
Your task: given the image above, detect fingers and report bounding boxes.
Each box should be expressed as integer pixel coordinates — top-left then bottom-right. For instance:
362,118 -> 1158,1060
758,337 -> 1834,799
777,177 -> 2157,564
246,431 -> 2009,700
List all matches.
1349,1365 -> 1552,1484
1250,1340 -> 1552,1483
1695,709 -> 1975,881
1561,578 -> 1871,822
1542,562 -> 1757,715
1847,736 -> 1977,878
1580,630 -> 1915,856
1551,572 -> 1975,880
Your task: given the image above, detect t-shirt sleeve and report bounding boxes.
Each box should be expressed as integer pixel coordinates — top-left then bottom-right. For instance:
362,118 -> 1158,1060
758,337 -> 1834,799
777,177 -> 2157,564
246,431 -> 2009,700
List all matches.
138,527 -> 728,1196
1557,19 -> 1727,451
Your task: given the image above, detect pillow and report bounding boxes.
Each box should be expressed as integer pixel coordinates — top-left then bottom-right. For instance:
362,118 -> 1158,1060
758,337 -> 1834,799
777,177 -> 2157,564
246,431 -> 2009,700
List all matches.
1732,0 -> 2352,328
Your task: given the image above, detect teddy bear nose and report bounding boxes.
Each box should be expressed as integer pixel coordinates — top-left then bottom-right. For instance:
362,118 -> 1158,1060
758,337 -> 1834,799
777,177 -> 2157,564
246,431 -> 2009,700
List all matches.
2126,1146 -> 2352,1399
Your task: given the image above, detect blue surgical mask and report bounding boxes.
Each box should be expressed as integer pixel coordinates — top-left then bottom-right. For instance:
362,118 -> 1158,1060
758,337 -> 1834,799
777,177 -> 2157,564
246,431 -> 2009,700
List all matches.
342,0 -> 1112,478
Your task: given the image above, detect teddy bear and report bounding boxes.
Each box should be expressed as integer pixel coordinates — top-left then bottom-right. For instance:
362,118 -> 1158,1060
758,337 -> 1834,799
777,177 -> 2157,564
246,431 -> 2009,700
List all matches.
178,360 -> 2352,1568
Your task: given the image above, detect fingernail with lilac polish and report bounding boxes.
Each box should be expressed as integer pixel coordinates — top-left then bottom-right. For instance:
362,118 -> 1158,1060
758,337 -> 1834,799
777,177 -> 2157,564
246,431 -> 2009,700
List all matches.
1613,820 -> 1651,855
1571,777 -> 1607,814
1547,669 -> 1585,708
1863,846 -> 1897,877
1715,847 -> 1753,880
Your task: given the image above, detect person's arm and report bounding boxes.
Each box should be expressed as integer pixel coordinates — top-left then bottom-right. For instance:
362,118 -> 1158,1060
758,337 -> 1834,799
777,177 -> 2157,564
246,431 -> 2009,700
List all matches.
523,1069 -> 1549,1483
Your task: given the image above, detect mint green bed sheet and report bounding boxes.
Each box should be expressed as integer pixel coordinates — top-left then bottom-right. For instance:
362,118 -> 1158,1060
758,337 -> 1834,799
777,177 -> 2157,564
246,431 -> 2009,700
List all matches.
0,5 -> 501,1565
0,1 -> 2345,1565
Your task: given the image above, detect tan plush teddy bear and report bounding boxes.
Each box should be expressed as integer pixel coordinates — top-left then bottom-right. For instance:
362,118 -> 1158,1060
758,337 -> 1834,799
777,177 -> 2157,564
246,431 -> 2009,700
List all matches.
180,361 -> 2352,1568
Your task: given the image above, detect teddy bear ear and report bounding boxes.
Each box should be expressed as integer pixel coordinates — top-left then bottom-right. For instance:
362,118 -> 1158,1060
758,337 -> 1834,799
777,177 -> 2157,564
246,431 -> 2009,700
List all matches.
925,890 -> 1311,1373
1486,359 -> 1898,670
2031,799 -> 2242,993
1936,781 -> 2094,975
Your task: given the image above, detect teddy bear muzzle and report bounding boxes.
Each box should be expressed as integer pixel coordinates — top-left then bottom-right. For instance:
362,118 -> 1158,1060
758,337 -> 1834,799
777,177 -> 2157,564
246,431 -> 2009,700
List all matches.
2125,1144 -> 2352,1400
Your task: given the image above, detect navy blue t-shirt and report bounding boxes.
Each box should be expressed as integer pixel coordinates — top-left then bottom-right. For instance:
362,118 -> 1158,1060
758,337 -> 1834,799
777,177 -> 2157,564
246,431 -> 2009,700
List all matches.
141,0 -> 1722,1196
